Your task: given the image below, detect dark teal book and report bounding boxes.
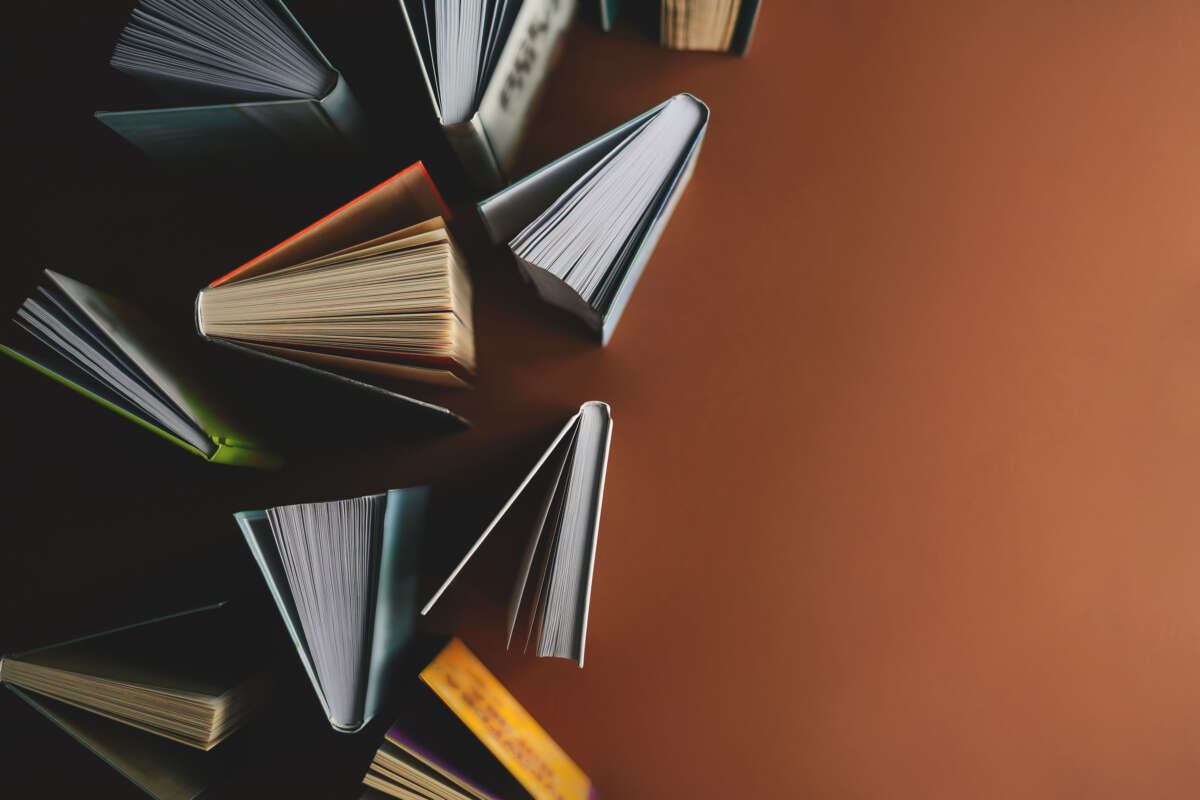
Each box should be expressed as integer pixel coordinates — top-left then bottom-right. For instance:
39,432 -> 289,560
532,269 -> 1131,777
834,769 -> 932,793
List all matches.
96,0 -> 366,168
0,603 -> 275,800
478,94 -> 709,343
235,487 -> 430,732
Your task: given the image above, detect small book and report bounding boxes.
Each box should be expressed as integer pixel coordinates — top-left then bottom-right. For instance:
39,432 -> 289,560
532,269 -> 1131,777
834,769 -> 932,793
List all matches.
362,637 -> 596,800
96,0 -> 365,168
659,0 -> 761,53
478,94 -> 708,343
423,402 -> 612,667
234,486 -> 431,732
196,163 -> 475,419
0,602 -> 273,800
1,269 -> 280,467
397,0 -> 578,190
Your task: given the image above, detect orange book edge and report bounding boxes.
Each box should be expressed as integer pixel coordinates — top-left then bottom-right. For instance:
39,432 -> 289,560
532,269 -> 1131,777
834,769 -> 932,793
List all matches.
209,162 -> 451,289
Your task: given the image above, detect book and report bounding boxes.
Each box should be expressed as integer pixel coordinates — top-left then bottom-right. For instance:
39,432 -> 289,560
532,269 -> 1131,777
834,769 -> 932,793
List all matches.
659,0 -> 761,53
0,602 -> 274,800
423,402 -> 612,666
362,637 -> 596,800
397,0 -> 578,190
96,0 -> 366,168
1,269 -> 280,467
234,486 -> 431,732
196,164 -> 475,423
478,94 -> 708,343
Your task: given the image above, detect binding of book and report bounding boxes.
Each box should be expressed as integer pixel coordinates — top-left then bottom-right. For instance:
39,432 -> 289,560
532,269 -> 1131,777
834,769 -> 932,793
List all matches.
0,602 -> 274,800
96,0 -> 366,168
362,637 -> 597,800
397,0 -> 578,191
478,94 -> 708,343
423,402 -> 612,667
1,269 -> 280,467
195,163 -> 471,429
235,487 -> 430,733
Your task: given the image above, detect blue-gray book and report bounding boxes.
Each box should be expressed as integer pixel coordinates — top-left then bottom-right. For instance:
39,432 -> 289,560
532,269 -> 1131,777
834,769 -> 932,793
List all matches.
96,0 -> 365,168
478,94 -> 709,344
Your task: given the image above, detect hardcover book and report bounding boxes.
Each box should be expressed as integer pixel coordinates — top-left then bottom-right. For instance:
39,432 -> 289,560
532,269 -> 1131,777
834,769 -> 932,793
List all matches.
234,486 -> 431,732
397,0 -> 578,191
0,603 -> 274,800
362,637 -> 596,800
196,163 -> 471,429
96,0 -> 366,168
478,94 -> 708,343
423,402 -> 612,666
660,0 -> 761,53
1,269 -> 280,467
599,0 -> 760,54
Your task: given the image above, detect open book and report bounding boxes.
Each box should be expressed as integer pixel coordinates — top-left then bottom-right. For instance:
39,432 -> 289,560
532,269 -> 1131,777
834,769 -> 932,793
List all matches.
0,603 -> 273,800
1,270 -> 279,467
362,637 -> 596,800
397,0 -> 577,190
479,94 -> 709,343
97,0 -> 365,168
235,487 -> 430,732
423,402 -> 612,667
197,163 -> 476,405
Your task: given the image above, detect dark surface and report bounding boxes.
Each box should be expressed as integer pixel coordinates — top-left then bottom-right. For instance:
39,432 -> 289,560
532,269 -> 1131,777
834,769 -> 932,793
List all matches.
8,2 -> 1200,798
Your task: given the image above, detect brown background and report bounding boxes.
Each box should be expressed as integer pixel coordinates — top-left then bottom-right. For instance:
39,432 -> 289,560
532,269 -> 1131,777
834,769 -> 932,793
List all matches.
4,1 -> 1200,797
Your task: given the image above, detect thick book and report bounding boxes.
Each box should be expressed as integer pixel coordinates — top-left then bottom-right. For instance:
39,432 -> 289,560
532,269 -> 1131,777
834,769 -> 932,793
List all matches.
423,402 -> 612,667
96,0 -> 366,168
397,0 -> 578,191
0,603 -> 274,800
362,637 -> 596,800
478,94 -> 708,344
196,163 -> 471,428
659,0 -> 761,53
599,0 -> 760,54
1,269 -> 280,467
234,486 -> 431,732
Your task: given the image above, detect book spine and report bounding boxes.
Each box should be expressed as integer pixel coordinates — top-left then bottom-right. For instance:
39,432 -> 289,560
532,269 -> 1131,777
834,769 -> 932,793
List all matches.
207,438 -> 284,469
316,73 -> 368,150
729,0 -> 762,55
444,114 -> 506,192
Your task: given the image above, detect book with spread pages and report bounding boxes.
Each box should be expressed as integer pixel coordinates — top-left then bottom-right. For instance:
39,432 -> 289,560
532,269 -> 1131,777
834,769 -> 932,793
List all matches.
1,269 -> 280,468
234,486 -> 431,733
196,163 -> 472,428
0,603 -> 274,800
362,637 -> 596,800
96,0 -> 366,168
599,0 -> 760,54
423,402 -> 612,667
478,94 -> 708,343
397,0 -> 578,190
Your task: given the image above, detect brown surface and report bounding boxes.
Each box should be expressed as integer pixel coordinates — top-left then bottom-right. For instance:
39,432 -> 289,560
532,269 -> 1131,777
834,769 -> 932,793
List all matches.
5,2 -> 1200,798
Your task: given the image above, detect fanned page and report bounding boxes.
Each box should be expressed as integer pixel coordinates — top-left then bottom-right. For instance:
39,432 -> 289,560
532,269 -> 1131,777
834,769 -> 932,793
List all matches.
6,271 -> 214,457
409,0 -> 523,123
422,402 -> 613,667
197,217 -> 475,385
0,606 -> 271,750
111,0 -> 334,100
509,94 -> 705,314
263,494 -> 387,731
